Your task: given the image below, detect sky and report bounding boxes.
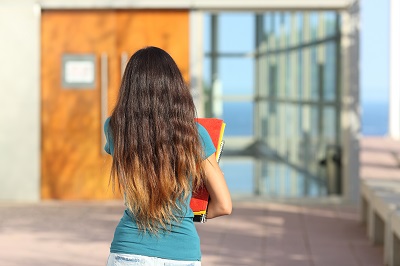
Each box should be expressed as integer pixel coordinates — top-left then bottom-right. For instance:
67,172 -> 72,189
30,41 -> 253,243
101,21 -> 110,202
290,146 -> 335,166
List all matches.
361,0 -> 389,104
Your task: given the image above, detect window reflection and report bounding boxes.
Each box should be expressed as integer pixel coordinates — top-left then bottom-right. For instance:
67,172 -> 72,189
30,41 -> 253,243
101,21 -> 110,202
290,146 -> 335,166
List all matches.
218,13 -> 254,53
203,11 -> 340,198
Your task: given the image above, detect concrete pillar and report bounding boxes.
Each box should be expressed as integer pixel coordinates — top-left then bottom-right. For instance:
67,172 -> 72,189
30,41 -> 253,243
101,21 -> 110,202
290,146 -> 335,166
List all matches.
340,1 -> 360,203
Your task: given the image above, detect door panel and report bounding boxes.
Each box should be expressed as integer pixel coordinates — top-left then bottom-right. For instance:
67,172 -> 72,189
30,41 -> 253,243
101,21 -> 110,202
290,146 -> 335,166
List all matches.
41,10 -> 189,199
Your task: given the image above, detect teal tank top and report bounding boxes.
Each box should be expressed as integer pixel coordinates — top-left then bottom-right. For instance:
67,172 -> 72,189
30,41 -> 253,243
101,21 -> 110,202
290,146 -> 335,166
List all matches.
104,118 -> 216,261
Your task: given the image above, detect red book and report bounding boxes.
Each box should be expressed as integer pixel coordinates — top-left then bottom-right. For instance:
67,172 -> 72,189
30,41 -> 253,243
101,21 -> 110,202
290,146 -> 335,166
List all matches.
190,118 -> 225,223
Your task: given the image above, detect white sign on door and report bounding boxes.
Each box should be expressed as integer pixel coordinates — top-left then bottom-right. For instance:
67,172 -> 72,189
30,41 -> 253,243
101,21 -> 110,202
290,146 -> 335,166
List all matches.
65,61 -> 94,83
62,54 -> 96,89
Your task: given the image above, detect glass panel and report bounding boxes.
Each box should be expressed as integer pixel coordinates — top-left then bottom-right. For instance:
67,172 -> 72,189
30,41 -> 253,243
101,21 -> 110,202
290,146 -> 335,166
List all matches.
202,57 -> 212,117
325,12 -> 338,37
274,104 -> 281,139
289,50 -> 298,98
274,13 -> 281,37
323,107 -> 336,142
277,54 -> 285,98
263,13 -> 272,35
324,41 -> 337,101
310,46 -> 318,100
284,12 -> 291,46
285,104 -> 294,138
221,159 -> 254,194
284,167 -> 291,196
202,11 -> 340,198
202,57 -> 212,91
302,47 -> 311,100
203,14 -> 211,54
218,13 -> 254,53
265,161 -> 280,196
310,12 -> 319,41
268,63 -> 278,99
297,104 -> 303,135
310,106 -> 319,138
222,101 -> 253,136
219,57 -> 254,95
298,50 -> 303,98
297,12 -> 303,42
285,53 -> 290,96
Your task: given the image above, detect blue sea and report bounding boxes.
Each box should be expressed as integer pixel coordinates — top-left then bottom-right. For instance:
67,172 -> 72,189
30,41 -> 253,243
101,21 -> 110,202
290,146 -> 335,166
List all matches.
219,101 -> 389,137
361,101 -> 388,136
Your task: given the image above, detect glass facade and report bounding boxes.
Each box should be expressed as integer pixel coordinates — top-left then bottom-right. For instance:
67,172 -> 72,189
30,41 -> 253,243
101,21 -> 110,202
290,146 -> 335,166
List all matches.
203,12 -> 341,197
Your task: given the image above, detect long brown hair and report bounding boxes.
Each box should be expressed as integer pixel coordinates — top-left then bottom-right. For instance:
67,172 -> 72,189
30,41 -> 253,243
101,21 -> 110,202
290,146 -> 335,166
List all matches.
109,47 -> 204,233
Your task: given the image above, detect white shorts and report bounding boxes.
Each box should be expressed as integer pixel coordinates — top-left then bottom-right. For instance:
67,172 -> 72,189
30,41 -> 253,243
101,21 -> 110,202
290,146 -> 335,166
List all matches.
107,253 -> 201,266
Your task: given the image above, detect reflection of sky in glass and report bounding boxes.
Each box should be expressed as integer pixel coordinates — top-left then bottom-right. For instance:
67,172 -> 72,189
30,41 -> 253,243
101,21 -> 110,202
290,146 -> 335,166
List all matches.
310,12 -> 319,40
218,13 -> 254,53
264,13 -> 272,33
324,41 -> 336,101
203,14 -> 211,53
218,58 -> 253,95
274,13 -> 280,36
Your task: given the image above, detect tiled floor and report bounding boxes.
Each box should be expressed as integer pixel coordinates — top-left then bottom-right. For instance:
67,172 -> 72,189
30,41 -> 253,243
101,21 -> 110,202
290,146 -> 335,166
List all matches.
360,137 -> 400,180
1,136 -> 396,266
198,202 -> 383,266
0,201 -> 383,266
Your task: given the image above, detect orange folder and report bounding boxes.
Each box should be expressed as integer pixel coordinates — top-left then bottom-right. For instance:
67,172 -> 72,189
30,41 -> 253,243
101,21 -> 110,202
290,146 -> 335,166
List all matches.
191,118 -> 225,222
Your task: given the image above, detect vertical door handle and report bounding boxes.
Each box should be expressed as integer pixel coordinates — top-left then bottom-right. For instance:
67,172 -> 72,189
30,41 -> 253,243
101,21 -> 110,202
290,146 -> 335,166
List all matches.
101,53 -> 108,154
121,52 -> 128,79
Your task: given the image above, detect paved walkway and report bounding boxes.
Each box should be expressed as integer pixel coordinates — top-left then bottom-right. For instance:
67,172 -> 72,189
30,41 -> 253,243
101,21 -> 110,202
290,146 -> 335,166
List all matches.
1,136 -> 397,266
360,136 -> 400,180
0,201 -> 382,266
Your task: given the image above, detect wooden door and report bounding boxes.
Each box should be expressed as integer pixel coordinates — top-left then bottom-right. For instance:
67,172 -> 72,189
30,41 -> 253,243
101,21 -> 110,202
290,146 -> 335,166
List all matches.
41,10 -> 189,199
116,10 -> 189,80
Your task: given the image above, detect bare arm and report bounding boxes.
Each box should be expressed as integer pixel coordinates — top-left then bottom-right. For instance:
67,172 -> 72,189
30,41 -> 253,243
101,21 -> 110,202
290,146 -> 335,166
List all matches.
202,154 -> 232,219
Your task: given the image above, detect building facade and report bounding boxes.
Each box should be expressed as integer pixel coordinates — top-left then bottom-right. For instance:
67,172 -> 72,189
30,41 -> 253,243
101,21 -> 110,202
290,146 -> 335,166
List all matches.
0,0 -> 360,202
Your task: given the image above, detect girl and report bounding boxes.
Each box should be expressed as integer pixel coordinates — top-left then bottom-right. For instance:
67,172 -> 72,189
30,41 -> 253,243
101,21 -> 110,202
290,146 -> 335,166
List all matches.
104,46 -> 232,266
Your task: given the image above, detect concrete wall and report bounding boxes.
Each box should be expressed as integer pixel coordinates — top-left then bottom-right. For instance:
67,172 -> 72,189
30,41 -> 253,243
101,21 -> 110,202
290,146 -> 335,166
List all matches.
0,0 -> 40,201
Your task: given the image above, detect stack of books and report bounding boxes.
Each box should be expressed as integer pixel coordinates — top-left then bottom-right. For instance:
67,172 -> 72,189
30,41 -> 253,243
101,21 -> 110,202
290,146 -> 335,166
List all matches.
190,118 -> 226,223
